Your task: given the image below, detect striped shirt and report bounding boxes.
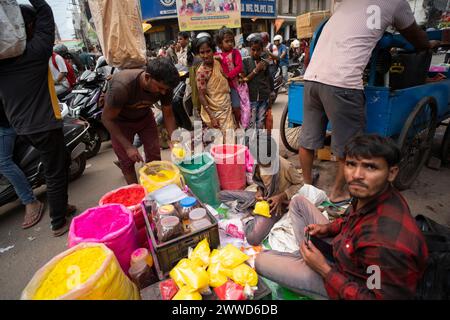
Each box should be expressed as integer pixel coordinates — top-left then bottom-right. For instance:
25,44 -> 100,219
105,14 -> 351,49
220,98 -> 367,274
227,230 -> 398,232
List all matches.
304,0 -> 416,89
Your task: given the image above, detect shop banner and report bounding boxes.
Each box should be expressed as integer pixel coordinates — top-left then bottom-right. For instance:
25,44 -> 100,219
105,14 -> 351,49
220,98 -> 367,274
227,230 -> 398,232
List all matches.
176,0 -> 241,31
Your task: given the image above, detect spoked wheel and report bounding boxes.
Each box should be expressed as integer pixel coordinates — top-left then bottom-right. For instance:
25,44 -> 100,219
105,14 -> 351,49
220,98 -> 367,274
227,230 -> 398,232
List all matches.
394,97 -> 438,190
280,103 -> 302,153
441,123 -> 450,166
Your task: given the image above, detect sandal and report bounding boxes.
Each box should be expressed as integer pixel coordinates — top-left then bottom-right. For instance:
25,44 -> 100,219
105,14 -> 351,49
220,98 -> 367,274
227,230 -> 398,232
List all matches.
52,220 -> 70,237
22,201 -> 45,229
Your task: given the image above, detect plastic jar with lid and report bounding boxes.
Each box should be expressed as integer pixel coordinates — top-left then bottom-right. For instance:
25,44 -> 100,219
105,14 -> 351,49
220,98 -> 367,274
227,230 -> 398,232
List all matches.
189,208 -> 211,231
130,248 -> 153,268
157,216 -> 184,243
156,204 -> 176,223
178,197 -> 197,220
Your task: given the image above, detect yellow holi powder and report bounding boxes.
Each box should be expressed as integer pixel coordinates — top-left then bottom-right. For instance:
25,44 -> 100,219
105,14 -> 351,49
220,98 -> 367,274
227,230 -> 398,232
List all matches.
33,247 -> 107,300
149,169 -> 176,182
172,147 -> 186,159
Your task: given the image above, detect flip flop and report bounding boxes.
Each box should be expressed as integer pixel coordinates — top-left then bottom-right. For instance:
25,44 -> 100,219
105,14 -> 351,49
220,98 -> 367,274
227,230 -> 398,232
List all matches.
52,221 -> 70,237
22,201 -> 45,229
330,198 -> 352,207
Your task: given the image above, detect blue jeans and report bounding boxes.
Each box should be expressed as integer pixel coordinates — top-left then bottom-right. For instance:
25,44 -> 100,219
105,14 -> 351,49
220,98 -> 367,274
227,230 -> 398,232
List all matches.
250,100 -> 269,129
0,127 -> 35,205
281,65 -> 288,88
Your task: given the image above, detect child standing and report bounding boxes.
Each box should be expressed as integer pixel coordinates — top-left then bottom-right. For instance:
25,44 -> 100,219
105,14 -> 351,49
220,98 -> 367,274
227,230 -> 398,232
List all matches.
242,36 -> 272,129
215,27 -> 244,126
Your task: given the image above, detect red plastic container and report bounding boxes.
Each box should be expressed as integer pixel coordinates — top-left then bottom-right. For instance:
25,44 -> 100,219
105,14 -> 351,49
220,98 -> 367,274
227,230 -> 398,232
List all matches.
99,184 -> 146,229
210,144 -> 246,190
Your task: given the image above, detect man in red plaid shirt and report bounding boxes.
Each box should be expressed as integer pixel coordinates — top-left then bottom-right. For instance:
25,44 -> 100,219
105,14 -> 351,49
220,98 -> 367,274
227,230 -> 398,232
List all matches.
256,134 -> 429,299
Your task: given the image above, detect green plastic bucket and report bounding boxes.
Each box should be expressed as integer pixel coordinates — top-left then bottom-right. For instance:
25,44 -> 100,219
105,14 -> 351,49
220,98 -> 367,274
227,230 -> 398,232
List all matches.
176,153 -> 221,207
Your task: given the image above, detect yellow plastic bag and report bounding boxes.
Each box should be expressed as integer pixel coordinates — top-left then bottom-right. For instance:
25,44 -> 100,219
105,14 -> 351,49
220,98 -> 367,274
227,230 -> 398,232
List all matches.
207,263 -> 228,288
21,243 -> 140,300
219,244 -> 249,269
190,239 -> 211,269
172,286 -> 202,300
169,258 -> 209,292
230,264 -> 258,287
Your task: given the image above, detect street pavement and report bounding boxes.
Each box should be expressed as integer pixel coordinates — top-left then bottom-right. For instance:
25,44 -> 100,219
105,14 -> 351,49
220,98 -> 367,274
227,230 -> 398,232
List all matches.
1,93 -> 449,299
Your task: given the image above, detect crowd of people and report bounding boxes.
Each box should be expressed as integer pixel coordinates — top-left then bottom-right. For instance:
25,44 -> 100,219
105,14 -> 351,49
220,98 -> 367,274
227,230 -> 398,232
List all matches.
0,0 -> 444,300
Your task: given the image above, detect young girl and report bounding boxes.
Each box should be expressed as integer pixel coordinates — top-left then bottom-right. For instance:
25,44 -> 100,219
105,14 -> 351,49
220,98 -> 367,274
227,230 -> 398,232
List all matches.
195,34 -> 236,132
215,27 -> 244,126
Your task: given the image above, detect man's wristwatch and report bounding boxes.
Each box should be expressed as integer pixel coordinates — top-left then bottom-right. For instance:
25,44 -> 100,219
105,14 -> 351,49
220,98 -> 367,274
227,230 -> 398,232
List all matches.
252,69 -> 258,75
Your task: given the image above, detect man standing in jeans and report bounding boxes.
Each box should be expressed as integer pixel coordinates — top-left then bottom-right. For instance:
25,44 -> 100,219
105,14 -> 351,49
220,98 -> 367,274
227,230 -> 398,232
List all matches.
273,35 -> 288,91
0,0 -> 75,236
299,0 -> 431,205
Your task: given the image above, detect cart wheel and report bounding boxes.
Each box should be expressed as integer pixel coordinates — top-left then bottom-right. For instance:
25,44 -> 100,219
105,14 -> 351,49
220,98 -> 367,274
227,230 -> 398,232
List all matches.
280,103 -> 302,153
394,97 -> 438,191
441,123 -> 450,166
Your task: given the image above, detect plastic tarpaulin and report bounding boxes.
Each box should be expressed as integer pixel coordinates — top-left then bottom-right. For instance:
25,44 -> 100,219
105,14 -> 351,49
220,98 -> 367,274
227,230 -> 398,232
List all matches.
0,0 -> 26,59
88,0 -> 146,69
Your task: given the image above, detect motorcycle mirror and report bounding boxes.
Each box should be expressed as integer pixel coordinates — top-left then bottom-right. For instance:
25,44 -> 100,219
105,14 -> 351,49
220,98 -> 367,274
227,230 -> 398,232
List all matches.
95,56 -> 109,70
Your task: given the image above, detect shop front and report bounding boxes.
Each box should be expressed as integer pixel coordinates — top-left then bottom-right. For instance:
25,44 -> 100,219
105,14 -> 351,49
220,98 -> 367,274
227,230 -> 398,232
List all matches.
140,0 -> 277,46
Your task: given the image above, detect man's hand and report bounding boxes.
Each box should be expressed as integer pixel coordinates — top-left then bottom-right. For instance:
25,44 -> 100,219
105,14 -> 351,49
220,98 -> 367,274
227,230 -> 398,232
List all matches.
255,60 -> 267,73
300,240 -> 332,278
126,146 -> 144,163
267,192 -> 287,216
305,224 -> 329,238
210,117 -> 220,129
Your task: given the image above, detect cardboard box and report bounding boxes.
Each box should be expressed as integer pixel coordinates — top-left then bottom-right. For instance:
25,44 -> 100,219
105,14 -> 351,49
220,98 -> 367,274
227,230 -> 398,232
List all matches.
296,10 -> 330,39
317,146 -> 337,162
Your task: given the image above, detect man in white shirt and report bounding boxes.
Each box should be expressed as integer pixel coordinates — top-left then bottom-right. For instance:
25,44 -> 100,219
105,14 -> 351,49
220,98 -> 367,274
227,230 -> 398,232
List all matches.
176,31 -> 190,67
299,0 -> 431,205
49,51 -> 70,96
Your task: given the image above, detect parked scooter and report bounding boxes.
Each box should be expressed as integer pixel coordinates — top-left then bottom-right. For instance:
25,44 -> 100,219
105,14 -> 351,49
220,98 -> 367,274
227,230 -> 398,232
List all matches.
68,57 -> 111,158
0,103 -> 89,207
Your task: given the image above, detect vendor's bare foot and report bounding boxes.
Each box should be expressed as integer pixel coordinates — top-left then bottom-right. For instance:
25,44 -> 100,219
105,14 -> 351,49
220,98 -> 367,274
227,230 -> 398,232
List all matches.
329,191 -> 351,205
22,200 -> 45,229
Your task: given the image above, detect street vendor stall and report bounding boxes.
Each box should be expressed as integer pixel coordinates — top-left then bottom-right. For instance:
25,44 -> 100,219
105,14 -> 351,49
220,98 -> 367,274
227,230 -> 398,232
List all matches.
281,22 -> 450,190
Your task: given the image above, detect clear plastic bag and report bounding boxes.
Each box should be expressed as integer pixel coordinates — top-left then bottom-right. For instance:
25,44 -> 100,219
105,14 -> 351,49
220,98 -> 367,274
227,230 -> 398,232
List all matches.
0,0 -> 26,59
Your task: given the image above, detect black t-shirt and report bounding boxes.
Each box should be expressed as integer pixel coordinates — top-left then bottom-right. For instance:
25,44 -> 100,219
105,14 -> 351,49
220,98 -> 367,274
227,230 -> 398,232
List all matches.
105,69 -> 173,122
0,0 -> 61,135
242,56 -> 271,102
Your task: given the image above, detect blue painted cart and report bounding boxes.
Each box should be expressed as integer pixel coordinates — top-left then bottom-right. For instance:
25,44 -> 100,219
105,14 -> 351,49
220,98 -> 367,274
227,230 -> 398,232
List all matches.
280,25 -> 450,190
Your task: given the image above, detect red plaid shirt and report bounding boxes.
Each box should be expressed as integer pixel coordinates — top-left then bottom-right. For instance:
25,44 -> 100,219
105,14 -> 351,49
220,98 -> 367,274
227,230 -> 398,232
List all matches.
324,186 -> 428,299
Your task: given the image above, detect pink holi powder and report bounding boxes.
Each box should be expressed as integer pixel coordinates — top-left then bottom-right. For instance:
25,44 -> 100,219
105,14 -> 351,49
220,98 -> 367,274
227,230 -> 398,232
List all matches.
74,206 -> 131,240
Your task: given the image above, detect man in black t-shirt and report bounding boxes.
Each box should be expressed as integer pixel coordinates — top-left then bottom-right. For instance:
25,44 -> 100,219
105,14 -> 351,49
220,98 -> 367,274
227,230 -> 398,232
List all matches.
0,0 -> 75,237
103,58 -> 180,184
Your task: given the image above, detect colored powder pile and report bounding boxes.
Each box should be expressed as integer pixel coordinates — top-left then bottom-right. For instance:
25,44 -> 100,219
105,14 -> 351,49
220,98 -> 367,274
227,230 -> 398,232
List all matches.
74,207 -> 130,239
33,247 -> 107,300
149,169 -> 176,182
101,187 -> 145,207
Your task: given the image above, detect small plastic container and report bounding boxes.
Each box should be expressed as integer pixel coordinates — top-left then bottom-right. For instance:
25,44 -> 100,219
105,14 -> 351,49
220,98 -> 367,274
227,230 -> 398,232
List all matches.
178,197 -> 197,220
156,204 -> 176,223
128,259 -> 157,290
190,218 -> 212,232
156,216 -> 184,243
131,248 -> 153,268
189,208 -> 207,221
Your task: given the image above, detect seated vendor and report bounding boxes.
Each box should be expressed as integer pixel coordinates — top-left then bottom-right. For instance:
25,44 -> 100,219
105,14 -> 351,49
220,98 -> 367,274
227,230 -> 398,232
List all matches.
219,132 -> 303,245
255,134 -> 428,299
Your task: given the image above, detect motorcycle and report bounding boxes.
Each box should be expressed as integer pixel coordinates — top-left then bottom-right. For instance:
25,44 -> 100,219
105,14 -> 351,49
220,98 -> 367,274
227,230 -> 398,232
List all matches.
0,103 -> 89,207
68,57 -> 111,158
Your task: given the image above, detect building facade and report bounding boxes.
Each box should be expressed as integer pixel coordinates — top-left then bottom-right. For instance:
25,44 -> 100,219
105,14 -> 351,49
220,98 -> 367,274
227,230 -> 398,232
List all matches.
140,0 -> 278,48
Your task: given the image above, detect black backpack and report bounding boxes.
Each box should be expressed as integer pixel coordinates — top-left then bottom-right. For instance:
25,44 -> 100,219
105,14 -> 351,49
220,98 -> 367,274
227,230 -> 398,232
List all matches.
415,214 -> 450,300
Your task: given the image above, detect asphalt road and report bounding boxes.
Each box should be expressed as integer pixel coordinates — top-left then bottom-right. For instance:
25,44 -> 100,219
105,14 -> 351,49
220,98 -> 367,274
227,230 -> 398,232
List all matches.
1,93 -> 449,300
